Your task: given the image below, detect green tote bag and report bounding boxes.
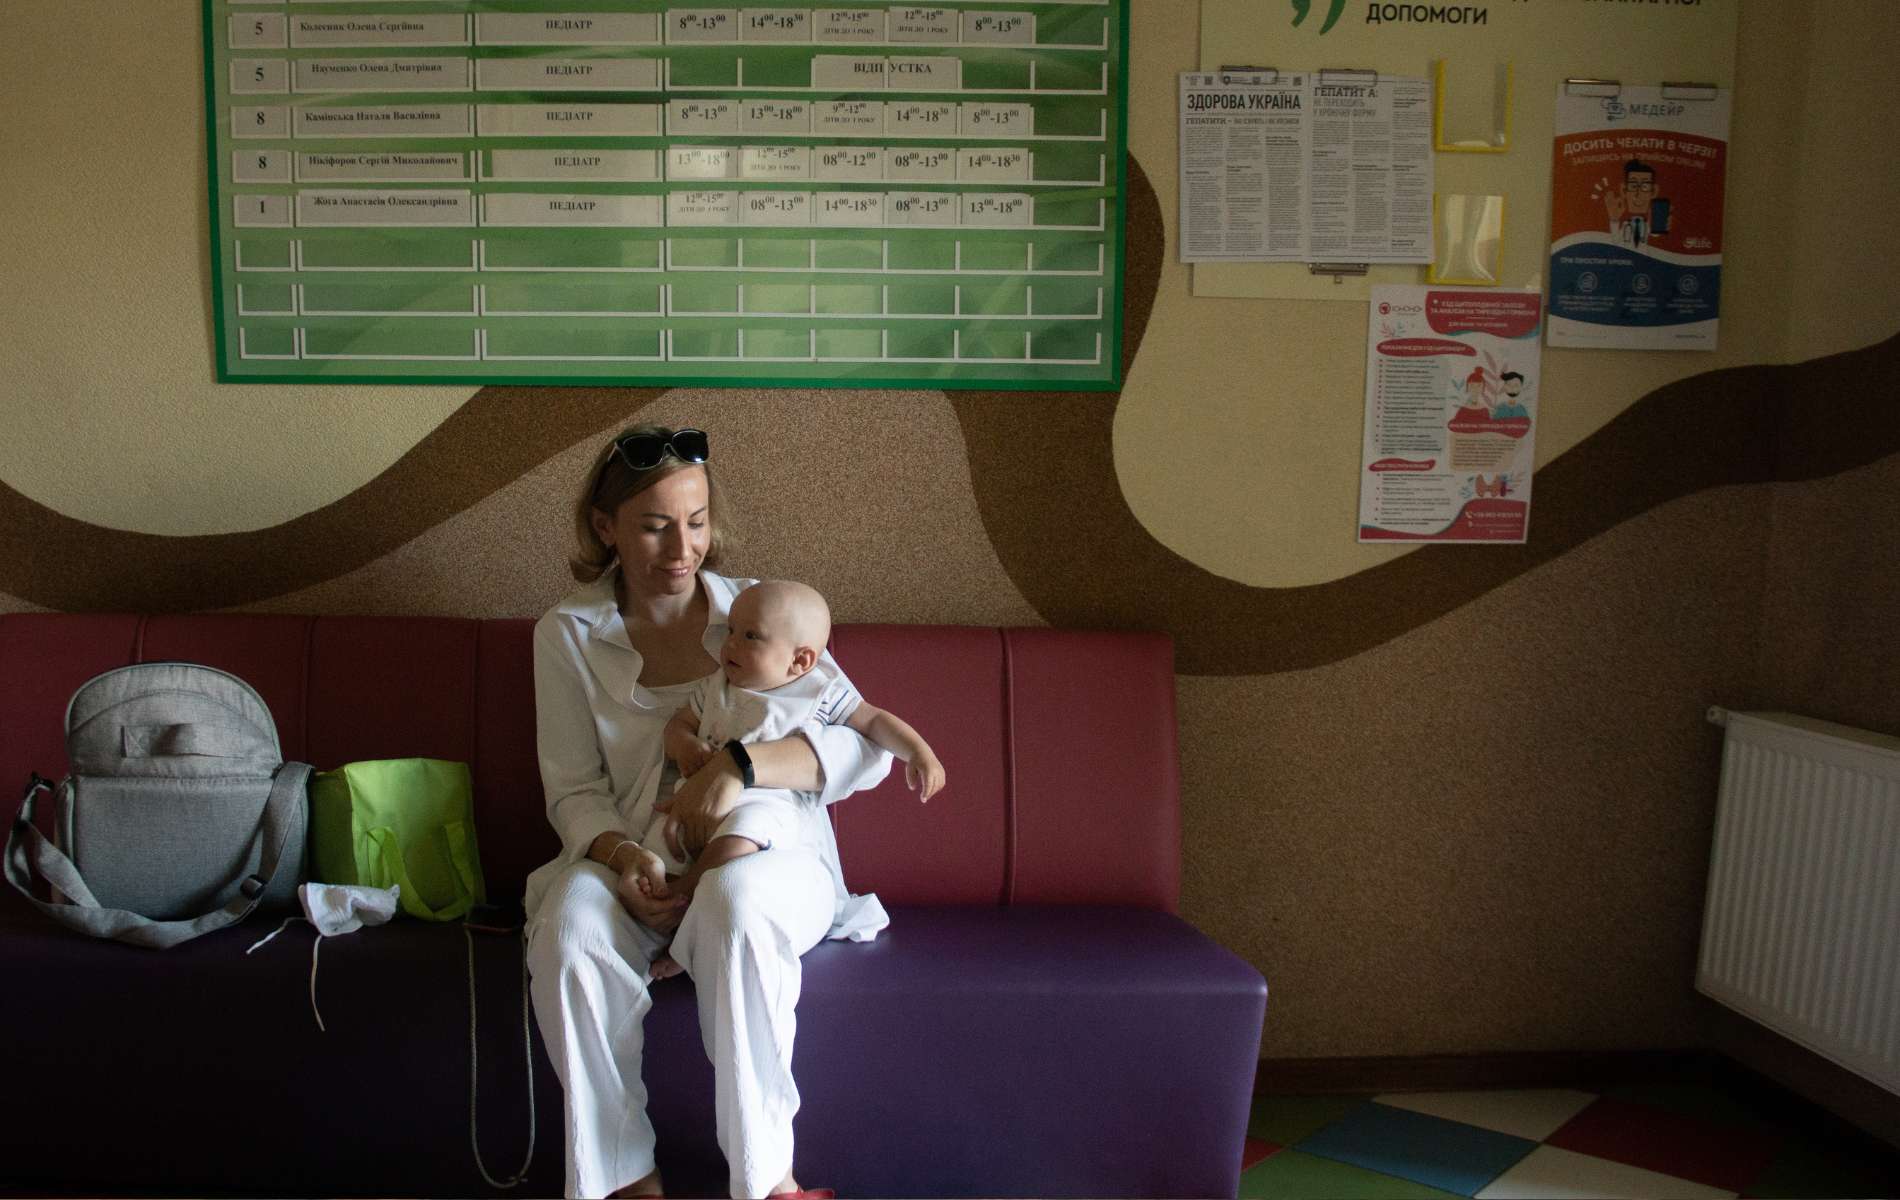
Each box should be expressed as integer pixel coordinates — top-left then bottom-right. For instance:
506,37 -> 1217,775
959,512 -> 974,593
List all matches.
310,758 -> 486,922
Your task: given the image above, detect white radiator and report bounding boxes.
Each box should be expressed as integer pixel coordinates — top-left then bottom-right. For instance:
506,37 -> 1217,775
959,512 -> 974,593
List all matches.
1697,709 -> 1900,1096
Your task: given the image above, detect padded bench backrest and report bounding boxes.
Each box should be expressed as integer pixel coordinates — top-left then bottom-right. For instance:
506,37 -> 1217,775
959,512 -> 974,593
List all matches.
0,614 -> 1180,911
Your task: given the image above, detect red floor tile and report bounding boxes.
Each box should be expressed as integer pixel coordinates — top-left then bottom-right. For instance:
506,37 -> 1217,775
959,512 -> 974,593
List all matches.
1241,1136 -> 1282,1170
1546,1096 -> 1780,1193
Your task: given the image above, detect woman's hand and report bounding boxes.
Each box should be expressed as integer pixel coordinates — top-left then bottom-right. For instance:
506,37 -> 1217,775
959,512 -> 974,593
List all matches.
656,750 -> 743,861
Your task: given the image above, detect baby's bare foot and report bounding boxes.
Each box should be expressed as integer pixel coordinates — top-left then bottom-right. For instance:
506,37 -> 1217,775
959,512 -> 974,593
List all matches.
650,955 -> 683,980
614,874 -> 643,907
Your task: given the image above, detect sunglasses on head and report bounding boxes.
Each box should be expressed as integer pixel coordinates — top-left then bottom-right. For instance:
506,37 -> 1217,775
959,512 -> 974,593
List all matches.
610,428 -> 710,472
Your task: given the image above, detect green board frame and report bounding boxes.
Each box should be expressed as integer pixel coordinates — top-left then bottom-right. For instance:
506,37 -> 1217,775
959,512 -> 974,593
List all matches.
204,1 -> 1129,389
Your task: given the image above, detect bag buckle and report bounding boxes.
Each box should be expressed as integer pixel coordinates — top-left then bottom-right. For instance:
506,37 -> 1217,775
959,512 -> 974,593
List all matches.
240,874 -> 268,899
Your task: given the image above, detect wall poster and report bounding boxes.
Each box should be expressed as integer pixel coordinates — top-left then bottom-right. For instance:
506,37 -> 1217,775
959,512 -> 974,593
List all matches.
205,2 -> 1128,388
1358,285 -> 1542,544
1177,70 -> 1432,266
1547,83 -> 1731,351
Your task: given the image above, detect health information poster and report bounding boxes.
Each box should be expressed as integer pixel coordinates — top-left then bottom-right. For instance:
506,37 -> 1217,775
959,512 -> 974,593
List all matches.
1358,285 -> 1542,544
1547,84 -> 1731,351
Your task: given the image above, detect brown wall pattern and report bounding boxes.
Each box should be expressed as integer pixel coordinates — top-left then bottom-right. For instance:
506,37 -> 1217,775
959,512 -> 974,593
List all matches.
5,157 -> 1894,674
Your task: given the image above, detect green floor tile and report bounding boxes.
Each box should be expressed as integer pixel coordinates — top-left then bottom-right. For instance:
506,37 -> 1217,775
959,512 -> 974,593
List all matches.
1743,1134 -> 1900,1199
1248,1095 -> 1368,1147
1239,1150 -> 1466,1200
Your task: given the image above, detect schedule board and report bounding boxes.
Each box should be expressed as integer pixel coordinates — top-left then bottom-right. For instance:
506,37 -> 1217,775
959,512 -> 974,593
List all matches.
205,1 -> 1128,388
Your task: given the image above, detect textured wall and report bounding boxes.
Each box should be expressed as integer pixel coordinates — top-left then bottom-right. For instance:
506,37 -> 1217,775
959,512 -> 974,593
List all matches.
1733,7 -> 1900,1123
2,0 -> 1898,1076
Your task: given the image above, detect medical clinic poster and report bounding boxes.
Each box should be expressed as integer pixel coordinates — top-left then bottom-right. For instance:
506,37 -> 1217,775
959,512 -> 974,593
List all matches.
1359,286 -> 1542,543
1547,85 -> 1731,350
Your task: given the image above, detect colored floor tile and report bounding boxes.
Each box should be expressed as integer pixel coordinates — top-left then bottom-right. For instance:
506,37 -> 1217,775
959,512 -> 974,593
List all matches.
1241,1149 -> 1468,1200
1474,1145 -> 1735,1200
1373,1089 -> 1599,1142
1247,1083 -> 1900,1200
1546,1096 -> 1779,1194
1248,1094 -> 1368,1147
1241,1136 -> 1282,1171
1298,1099 -> 1538,1196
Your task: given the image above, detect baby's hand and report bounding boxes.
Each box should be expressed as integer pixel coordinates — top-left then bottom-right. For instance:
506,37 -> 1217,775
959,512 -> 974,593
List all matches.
663,710 -> 716,776
650,954 -> 684,981
906,750 -> 946,802
674,737 -> 716,777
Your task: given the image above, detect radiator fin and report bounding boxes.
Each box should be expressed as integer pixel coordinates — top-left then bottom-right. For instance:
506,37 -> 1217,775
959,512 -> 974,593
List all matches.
1697,712 -> 1900,1097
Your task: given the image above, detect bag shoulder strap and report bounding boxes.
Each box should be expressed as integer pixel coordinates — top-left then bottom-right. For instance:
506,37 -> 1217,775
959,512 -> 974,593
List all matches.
4,763 -> 312,950
466,925 -> 537,1189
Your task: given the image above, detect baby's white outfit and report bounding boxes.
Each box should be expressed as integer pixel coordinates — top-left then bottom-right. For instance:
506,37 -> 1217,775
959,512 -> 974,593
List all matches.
642,664 -> 864,878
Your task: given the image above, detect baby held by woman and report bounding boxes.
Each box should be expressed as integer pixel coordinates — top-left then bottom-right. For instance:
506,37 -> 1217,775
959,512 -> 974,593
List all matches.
619,579 -> 945,975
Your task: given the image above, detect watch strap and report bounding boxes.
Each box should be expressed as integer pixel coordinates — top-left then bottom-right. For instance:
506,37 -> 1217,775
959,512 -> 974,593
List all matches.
724,740 -> 756,788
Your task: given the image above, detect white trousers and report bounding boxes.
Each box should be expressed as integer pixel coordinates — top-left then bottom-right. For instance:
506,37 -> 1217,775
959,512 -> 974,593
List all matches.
526,848 -> 835,1200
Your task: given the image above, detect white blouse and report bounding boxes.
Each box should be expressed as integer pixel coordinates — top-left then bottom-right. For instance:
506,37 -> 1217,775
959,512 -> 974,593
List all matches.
525,568 -> 893,936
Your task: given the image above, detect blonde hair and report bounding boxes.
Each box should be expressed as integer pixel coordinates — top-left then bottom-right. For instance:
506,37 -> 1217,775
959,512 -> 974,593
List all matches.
568,424 -> 732,582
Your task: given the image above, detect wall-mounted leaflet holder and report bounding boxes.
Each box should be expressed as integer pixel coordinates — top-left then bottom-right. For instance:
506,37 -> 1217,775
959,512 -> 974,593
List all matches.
1309,68 -> 1377,280
1434,60 -> 1513,153
1218,64 -> 1279,79
1428,193 -> 1504,285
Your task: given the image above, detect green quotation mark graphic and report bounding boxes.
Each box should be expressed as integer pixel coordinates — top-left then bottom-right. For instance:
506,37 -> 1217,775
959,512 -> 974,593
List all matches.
1291,0 -> 1348,34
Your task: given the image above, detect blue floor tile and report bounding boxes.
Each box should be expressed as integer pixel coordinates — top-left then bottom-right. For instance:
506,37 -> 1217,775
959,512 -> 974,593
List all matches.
1296,1101 -> 1537,1197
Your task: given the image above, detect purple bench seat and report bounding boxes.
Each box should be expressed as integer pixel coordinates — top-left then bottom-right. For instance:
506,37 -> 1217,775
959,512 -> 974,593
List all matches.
0,615 -> 1268,1198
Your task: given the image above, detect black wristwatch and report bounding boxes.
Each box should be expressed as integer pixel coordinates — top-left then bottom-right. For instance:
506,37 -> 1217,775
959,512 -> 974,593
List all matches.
723,740 -> 756,788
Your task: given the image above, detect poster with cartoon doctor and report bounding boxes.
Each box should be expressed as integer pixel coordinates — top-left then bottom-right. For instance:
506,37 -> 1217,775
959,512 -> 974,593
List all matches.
1547,84 -> 1732,350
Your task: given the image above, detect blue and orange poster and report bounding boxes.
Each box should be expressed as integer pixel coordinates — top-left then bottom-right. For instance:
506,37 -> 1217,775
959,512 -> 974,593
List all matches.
1547,84 -> 1731,351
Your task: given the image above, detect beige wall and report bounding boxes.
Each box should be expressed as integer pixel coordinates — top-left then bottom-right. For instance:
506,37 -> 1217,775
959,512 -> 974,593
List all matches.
0,1 -> 467,536
1735,0 -> 1900,1142
0,0 -> 1849,568
1780,0 -> 1900,361
3,0 -> 1898,1116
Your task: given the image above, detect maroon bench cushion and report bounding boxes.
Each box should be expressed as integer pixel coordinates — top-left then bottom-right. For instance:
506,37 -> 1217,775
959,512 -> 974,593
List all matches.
1,615 -> 1181,910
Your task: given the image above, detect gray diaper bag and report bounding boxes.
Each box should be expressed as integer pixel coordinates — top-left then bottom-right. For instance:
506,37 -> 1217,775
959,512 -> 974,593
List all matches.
4,662 -> 312,949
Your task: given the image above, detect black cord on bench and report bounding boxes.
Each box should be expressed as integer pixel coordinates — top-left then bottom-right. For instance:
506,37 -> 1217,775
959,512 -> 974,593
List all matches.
468,925 -> 536,1189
